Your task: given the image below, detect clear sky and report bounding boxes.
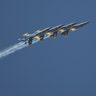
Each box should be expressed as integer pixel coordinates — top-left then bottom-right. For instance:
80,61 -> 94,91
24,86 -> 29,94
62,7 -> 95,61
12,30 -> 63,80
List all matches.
0,0 -> 96,96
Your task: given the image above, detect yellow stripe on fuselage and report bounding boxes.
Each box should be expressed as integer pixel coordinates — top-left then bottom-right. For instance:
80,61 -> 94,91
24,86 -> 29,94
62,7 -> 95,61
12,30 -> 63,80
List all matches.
34,36 -> 40,40
70,28 -> 77,31
46,32 -> 52,36
59,29 -> 66,33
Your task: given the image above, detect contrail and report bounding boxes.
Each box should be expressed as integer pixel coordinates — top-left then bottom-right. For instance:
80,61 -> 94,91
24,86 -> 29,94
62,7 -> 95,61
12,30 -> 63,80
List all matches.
0,35 -> 49,59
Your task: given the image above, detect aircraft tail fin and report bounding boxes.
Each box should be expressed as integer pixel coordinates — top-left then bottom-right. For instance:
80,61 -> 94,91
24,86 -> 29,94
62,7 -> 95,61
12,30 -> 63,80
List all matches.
23,32 -> 30,36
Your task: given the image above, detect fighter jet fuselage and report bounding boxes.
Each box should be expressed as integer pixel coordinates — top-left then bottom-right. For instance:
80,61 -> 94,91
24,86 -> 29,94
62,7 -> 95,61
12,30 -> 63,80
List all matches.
70,21 -> 89,31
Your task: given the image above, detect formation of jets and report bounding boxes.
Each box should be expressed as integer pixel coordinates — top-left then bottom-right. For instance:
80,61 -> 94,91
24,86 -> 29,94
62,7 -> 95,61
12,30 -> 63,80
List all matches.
18,21 -> 89,45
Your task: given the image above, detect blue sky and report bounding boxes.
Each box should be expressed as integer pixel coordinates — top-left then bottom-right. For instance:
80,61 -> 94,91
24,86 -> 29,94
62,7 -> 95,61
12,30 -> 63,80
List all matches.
0,0 -> 96,96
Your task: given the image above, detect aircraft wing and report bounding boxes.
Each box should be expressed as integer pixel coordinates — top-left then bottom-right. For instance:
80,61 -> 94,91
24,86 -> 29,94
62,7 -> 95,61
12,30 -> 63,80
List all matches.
70,24 -> 84,31
61,30 -> 69,37
59,29 -> 67,33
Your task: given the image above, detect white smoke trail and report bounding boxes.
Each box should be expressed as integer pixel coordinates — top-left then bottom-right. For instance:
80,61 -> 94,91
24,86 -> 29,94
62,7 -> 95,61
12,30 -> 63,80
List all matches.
0,35 -> 49,59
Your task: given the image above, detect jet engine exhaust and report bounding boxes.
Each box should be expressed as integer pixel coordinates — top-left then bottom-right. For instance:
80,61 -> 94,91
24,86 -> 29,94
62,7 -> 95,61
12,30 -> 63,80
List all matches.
0,35 -> 49,59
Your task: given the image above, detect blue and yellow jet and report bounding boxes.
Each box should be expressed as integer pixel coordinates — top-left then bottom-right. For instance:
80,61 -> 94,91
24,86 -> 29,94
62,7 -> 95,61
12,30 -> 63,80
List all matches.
18,21 -> 89,45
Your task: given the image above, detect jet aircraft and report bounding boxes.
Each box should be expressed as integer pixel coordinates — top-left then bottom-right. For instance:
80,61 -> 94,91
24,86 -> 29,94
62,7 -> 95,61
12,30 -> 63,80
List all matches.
18,21 -> 89,45
27,25 -> 63,45
46,24 -> 63,38
59,22 -> 77,37
58,21 -> 89,37
19,27 -> 50,45
70,21 -> 89,31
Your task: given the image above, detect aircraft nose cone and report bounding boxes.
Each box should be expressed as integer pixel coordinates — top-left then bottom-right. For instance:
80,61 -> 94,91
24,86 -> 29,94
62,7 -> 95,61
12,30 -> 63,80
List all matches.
83,21 -> 90,25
